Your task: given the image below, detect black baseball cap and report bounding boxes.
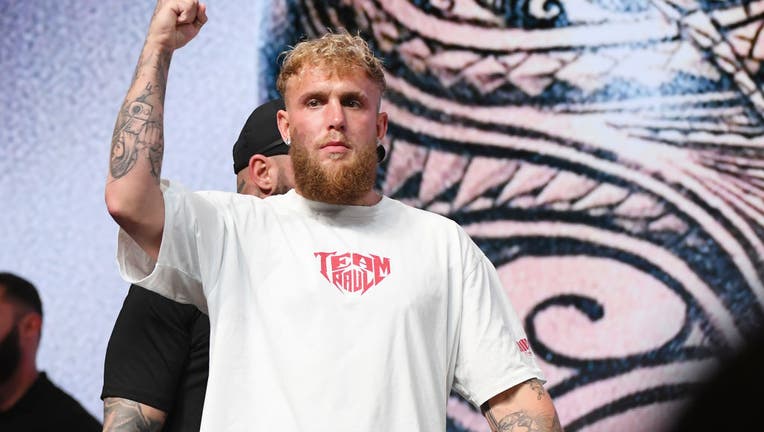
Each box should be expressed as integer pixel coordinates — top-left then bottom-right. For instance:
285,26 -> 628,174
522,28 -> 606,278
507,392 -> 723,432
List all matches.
232,98 -> 289,174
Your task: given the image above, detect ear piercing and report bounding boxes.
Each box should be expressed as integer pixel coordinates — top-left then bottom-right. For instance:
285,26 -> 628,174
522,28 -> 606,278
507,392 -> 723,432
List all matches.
376,138 -> 387,163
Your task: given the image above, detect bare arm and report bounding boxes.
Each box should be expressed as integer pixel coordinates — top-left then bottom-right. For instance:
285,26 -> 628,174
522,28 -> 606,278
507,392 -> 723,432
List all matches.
105,0 -> 207,260
103,398 -> 167,432
481,378 -> 564,432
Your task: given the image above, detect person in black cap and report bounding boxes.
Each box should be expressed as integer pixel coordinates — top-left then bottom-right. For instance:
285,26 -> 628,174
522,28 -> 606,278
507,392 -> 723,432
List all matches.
232,98 -> 294,197
100,98 -> 294,432
0,272 -> 102,431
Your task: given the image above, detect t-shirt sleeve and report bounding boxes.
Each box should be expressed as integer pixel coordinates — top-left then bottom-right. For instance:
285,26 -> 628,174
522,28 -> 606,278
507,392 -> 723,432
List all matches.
451,238 -> 546,408
116,180 -> 224,313
101,284 -> 202,411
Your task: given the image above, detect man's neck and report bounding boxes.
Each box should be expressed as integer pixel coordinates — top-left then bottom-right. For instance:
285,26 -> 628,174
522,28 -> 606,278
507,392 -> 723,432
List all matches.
0,364 -> 38,412
352,190 -> 382,206
295,188 -> 382,206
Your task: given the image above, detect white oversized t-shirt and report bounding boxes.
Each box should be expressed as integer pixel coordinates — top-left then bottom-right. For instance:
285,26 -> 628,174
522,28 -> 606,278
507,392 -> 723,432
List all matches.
117,181 -> 545,432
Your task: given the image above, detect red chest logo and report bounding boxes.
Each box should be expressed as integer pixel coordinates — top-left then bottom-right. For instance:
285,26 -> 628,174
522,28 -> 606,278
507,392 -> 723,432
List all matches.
314,251 -> 391,294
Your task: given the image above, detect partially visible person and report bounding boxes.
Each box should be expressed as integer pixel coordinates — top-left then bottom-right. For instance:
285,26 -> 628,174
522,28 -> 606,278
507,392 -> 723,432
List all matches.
101,98 -> 294,432
668,331 -> 764,431
0,272 -> 102,431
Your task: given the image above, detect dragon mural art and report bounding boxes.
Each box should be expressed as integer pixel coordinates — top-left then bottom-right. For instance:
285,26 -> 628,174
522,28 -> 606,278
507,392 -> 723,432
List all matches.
258,1 -> 764,430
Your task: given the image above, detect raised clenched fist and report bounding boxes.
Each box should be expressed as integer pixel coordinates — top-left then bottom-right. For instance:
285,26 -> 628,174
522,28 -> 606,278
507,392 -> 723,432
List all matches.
145,0 -> 208,52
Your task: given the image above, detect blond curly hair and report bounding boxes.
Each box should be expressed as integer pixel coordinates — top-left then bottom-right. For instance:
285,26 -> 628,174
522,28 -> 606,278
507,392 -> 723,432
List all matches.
276,31 -> 386,99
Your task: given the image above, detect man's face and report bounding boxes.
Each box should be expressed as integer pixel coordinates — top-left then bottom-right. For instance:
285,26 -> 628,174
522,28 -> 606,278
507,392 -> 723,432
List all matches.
280,65 -> 387,204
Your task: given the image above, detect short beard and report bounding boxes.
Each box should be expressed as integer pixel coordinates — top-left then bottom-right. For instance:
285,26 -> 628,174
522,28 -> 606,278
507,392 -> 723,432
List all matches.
0,325 -> 21,384
291,140 -> 377,205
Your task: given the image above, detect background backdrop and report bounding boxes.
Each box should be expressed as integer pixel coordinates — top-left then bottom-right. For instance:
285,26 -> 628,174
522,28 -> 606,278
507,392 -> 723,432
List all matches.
2,1 -> 763,431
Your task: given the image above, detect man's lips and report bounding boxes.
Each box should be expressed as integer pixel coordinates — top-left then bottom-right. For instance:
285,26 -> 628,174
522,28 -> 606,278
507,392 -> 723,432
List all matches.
320,141 -> 350,152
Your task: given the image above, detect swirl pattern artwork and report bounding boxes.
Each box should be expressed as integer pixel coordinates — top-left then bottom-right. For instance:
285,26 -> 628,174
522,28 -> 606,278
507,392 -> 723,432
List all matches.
258,1 -> 764,430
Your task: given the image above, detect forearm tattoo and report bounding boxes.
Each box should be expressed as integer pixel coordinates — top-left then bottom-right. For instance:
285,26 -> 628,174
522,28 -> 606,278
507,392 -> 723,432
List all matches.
529,378 -> 547,400
109,50 -> 170,181
484,379 -> 563,432
103,398 -> 165,432
485,409 -> 563,432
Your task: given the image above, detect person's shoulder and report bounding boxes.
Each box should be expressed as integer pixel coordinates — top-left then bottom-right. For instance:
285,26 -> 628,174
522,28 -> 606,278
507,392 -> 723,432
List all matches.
188,189 -> 277,224
36,374 -> 102,430
384,196 -> 460,227
159,178 -> 254,207
382,196 -> 480,254
159,179 -> 246,211
195,189 -> 251,206
260,189 -> 309,215
35,373 -> 81,403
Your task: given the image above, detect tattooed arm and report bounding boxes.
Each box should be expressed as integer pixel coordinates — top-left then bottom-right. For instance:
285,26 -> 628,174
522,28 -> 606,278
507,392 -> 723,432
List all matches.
481,378 -> 564,432
104,0 -> 207,260
103,398 -> 167,432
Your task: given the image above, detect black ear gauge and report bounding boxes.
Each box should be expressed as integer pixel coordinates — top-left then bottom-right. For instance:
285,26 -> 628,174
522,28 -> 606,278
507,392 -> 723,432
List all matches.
376,139 -> 387,163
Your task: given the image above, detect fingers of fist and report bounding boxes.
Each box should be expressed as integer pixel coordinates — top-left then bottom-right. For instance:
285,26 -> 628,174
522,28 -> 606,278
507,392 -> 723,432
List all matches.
175,0 -> 207,26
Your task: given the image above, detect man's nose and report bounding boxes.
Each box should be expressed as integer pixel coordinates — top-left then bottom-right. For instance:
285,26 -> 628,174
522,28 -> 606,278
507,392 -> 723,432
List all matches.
326,100 -> 345,131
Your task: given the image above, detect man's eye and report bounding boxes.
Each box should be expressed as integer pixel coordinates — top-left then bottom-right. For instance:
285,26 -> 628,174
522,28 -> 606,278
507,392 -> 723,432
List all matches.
306,99 -> 320,107
345,99 -> 361,108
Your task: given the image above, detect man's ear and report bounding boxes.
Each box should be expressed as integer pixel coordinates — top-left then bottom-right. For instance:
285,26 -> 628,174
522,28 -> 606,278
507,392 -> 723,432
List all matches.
277,109 -> 290,145
376,111 -> 388,141
247,154 -> 274,195
19,312 -> 42,344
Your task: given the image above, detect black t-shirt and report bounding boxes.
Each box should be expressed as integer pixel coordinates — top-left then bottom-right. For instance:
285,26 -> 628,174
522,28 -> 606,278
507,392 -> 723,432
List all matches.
101,284 -> 210,432
0,372 -> 102,431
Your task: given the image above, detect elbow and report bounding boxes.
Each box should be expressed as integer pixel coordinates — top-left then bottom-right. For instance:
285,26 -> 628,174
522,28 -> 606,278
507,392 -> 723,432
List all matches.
104,183 -> 140,227
104,182 -> 164,261
105,184 -> 125,221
